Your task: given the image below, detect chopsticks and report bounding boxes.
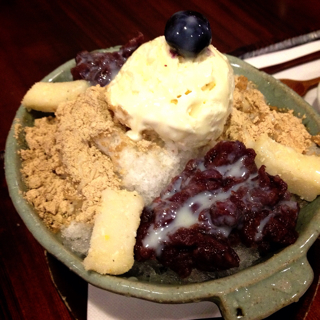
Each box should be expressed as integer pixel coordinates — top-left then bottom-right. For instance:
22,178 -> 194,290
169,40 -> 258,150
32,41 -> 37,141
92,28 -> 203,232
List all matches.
259,50 -> 320,74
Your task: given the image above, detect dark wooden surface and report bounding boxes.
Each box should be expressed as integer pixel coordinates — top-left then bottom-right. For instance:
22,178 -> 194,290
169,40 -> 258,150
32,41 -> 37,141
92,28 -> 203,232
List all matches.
1,1 -> 320,319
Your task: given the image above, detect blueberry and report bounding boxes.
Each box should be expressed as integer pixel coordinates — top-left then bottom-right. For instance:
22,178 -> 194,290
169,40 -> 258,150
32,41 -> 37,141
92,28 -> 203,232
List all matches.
164,11 -> 212,58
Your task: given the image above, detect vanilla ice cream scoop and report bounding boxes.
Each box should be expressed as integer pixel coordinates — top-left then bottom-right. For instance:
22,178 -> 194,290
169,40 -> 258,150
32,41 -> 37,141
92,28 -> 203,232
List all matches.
105,36 -> 234,150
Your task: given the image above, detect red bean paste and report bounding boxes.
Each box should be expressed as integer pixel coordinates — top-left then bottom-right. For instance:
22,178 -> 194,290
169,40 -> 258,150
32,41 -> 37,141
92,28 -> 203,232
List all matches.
71,33 -> 144,86
134,140 -> 299,278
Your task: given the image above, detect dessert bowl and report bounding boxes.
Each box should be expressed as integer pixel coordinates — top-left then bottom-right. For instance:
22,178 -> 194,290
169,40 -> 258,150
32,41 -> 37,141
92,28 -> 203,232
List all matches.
5,51 -> 320,320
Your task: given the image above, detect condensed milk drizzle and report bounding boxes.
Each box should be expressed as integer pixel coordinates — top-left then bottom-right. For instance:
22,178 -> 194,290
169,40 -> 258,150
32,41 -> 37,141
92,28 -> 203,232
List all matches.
142,154 -> 269,253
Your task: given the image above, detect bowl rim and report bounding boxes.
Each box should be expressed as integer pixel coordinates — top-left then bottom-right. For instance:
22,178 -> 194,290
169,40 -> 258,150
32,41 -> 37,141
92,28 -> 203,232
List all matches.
4,52 -> 320,318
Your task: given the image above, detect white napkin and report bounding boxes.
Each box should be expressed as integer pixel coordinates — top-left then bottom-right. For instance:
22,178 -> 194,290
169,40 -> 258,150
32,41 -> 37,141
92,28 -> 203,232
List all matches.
87,40 -> 320,320
88,288 -> 220,320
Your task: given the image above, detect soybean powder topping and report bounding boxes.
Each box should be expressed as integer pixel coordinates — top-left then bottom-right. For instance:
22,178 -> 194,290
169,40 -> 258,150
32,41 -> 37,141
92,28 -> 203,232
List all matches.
20,86 -> 121,231
220,76 -> 315,154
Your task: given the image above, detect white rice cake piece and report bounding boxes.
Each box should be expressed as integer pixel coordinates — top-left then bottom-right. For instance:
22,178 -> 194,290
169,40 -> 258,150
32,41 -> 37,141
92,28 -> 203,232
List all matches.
83,189 -> 144,275
21,80 -> 89,112
248,135 -> 320,201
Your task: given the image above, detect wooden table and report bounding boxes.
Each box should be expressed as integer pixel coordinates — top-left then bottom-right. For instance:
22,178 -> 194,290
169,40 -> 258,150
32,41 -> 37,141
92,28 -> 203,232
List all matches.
1,1 -> 320,319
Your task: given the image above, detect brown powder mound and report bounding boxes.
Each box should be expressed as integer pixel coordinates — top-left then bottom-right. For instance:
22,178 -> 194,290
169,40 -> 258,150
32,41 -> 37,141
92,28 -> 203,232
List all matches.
20,86 -> 122,231
20,117 -> 77,231
220,75 -> 315,154
55,86 -> 124,224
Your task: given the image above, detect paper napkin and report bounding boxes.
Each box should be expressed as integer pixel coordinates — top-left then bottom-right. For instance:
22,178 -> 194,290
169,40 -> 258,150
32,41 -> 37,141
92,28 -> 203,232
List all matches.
88,287 -> 221,320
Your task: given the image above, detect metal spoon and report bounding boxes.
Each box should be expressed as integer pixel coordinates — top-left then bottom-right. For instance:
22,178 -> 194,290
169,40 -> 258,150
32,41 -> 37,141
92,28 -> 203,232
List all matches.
279,76 -> 320,96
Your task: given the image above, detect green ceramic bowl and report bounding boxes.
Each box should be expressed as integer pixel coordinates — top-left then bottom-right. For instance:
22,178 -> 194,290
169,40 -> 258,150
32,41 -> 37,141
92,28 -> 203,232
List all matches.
5,51 -> 320,320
